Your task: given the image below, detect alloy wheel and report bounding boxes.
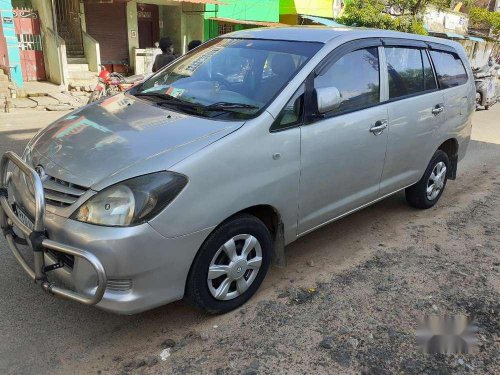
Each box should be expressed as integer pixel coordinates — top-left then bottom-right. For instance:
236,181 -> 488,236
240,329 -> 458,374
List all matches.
426,161 -> 447,201
207,234 -> 263,301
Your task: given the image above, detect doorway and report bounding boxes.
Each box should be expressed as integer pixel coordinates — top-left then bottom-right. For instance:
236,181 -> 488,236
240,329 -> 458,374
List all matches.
137,4 -> 159,49
55,0 -> 84,57
13,8 -> 46,80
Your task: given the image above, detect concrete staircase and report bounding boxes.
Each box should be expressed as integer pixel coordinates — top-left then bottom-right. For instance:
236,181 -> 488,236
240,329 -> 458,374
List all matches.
67,57 -> 97,89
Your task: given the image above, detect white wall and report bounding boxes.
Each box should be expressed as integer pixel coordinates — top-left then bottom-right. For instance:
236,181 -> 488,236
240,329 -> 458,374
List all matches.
423,7 -> 469,34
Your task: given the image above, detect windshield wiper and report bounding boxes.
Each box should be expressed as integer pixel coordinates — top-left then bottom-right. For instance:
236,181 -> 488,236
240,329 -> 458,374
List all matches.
204,102 -> 259,110
135,92 -> 202,111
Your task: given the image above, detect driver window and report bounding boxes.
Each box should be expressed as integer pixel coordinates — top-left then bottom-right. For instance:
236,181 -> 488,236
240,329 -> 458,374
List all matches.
315,47 -> 380,114
271,84 -> 305,131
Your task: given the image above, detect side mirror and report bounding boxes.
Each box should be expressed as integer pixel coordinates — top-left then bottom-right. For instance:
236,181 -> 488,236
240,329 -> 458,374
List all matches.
316,86 -> 342,114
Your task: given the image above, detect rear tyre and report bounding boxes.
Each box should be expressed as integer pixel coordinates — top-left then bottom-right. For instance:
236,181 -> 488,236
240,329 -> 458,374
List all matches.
185,214 -> 272,314
87,90 -> 103,104
405,150 -> 449,209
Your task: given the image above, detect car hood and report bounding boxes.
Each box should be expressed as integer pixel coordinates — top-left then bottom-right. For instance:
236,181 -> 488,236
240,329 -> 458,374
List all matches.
27,93 -> 243,189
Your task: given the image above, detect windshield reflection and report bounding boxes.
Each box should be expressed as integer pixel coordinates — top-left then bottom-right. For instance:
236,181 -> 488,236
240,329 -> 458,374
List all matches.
136,38 -> 322,120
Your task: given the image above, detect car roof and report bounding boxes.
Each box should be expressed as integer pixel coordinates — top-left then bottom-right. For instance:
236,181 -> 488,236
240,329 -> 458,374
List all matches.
224,26 -> 461,49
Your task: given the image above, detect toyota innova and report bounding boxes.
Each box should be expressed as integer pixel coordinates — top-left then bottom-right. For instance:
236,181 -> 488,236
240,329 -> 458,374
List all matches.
0,27 -> 474,314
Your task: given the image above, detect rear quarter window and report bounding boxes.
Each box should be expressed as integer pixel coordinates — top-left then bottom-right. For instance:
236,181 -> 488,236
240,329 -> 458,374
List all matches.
429,50 -> 468,89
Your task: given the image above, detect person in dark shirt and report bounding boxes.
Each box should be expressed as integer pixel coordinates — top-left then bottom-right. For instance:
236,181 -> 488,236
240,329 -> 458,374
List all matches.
188,40 -> 202,51
152,37 -> 176,72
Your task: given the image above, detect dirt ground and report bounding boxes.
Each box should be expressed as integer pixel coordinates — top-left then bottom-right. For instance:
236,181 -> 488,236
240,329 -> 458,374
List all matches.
0,107 -> 499,375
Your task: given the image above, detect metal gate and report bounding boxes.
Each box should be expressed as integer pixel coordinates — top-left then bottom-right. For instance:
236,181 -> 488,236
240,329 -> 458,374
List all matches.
55,0 -> 84,57
13,8 -> 45,81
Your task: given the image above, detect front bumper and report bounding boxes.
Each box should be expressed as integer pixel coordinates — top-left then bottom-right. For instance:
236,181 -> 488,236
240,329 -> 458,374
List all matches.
0,151 -> 213,314
0,151 -> 107,305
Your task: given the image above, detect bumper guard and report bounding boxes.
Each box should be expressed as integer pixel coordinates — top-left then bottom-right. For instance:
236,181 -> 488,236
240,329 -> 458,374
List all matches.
0,151 -> 107,305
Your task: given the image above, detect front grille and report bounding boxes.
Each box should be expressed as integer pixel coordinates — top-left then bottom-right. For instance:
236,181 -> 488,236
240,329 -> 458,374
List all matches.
42,176 -> 88,207
26,171 -> 88,207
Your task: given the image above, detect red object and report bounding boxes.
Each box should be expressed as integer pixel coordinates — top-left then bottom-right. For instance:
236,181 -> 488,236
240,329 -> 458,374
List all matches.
13,8 -> 46,81
98,69 -> 111,82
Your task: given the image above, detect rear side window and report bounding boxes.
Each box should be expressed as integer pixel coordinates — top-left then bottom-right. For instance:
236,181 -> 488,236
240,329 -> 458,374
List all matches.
315,47 -> 380,114
385,47 -> 425,99
429,50 -> 468,89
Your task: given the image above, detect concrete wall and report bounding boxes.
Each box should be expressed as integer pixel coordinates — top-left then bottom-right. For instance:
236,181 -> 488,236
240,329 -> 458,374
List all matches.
82,31 -> 100,72
423,6 -> 469,34
180,7 -> 204,54
31,0 -> 68,85
126,0 -> 139,70
31,0 -> 54,30
160,4 -> 182,53
459,39 -> 496,69
43,27 -> 67,84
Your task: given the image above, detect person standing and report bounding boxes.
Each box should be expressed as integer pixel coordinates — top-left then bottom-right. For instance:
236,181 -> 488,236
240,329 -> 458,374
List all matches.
152,37 -> 176,72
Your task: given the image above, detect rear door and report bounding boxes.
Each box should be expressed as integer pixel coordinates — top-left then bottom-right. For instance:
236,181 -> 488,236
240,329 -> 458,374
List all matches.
428,47 -> 472,133
379,42 -> 445,195
298,41 -> 389,235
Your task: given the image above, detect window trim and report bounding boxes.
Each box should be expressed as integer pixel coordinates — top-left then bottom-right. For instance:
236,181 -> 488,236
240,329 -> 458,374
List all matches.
271,38 -> 468,131
307,38 -> 383,122
382,38 -> 428,49
422,49 -> 439,91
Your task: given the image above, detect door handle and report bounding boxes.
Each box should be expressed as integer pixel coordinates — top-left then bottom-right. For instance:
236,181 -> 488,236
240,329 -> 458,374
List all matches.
369,119 -> 388,135
432,104 -> 444,115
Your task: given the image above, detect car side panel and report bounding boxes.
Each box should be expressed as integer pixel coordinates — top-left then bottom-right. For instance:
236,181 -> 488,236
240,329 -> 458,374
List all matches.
439,82 -> 475,163
150,111 -> 301,245
379,90 -> 445,195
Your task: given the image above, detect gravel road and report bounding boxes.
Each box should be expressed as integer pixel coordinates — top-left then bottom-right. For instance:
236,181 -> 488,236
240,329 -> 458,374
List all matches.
0,107 -> 498,375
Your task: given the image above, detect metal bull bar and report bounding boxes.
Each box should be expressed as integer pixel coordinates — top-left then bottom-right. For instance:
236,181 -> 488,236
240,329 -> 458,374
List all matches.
0,151 -> 107,305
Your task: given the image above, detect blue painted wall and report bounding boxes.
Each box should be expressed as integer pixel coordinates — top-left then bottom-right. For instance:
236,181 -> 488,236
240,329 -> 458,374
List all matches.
0,0 -> 23,87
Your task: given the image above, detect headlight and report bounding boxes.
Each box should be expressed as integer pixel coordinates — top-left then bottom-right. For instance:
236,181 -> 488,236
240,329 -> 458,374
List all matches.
72,172 -> 187,226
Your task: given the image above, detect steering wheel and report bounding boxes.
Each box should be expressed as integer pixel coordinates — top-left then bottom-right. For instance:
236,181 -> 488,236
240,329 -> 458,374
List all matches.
213,72 -> 230,89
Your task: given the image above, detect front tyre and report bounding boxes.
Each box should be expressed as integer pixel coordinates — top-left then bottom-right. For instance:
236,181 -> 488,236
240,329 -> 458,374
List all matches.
405,150 -> 449,209
185,214 -> 272,314
87,89 -> 103,104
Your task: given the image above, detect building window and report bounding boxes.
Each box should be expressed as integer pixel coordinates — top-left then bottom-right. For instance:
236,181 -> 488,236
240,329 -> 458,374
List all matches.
218,22 -> 234,36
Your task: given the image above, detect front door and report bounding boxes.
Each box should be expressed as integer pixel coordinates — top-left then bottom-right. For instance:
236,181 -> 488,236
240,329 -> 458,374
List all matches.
55,0 -> 83,57
137,4 -> 159,49
13,8 -> 45,80
298,45 -> 388,235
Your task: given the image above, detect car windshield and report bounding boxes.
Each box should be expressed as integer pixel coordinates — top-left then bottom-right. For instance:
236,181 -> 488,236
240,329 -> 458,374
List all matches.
135,38 -> 322,120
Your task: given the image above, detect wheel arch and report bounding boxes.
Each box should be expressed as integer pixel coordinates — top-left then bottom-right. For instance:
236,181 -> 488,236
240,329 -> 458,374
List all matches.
224,205 -> 285,266
437,138 -> 459,180
184,204 -> 285,299
188,204 -> 284,276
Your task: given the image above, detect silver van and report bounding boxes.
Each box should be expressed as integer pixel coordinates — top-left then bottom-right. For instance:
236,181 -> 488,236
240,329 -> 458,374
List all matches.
0,27 -> 474,314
